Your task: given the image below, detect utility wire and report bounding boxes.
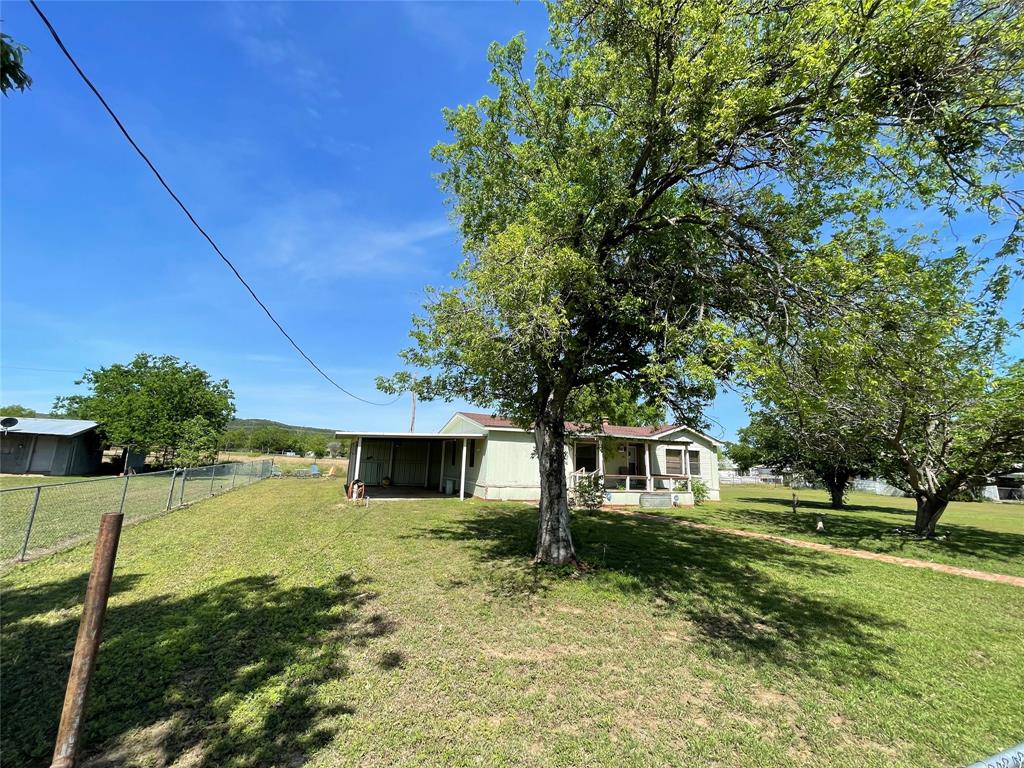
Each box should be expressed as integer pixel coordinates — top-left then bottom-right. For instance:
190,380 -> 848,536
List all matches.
29,0 -> 402,407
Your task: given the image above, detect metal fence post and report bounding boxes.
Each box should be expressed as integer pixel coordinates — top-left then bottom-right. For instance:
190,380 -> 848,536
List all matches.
118,474 -> 130,515
49,512 -> 124,768
179,468 -> 187,506
165,469 -> 178,511
230,462 -> 238,490
20,486 -> 42,562
209,465 -> 217,497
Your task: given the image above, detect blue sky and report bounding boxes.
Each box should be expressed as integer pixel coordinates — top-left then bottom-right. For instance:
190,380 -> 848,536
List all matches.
1,2 -> 1018,441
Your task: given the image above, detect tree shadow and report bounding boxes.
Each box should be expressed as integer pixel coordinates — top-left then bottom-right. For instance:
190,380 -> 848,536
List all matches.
2,571 -> 397,768
413,506 -> 902,681
730,496 -> 1024,567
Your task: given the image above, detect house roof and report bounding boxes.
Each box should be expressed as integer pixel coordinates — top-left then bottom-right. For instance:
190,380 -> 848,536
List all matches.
455,412 -> 723,445
0,417 -> 98,438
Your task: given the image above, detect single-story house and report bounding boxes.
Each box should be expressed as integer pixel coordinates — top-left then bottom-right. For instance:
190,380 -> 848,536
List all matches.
338,411 -> 722,506
0,417 -> 102,476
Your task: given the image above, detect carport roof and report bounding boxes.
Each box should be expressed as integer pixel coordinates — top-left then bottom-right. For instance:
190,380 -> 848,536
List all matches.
0,417 -> 98,437
334,431 -> 483,439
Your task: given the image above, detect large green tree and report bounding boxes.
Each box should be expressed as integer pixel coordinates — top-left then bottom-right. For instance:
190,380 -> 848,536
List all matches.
54,353 -> 235,462
747,247 -> 1024,535
384,0 -> 1024,563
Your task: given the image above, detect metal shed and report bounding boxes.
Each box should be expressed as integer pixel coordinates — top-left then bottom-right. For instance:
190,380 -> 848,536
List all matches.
0,417 -> 102,476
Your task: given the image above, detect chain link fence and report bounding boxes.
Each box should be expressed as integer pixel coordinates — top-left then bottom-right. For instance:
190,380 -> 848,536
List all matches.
1,459 -> 273,565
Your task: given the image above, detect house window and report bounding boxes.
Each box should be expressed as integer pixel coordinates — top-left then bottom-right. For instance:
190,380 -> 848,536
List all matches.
688,450 -> 701,477
665,449 -> 683,476
575,443 -> 597,472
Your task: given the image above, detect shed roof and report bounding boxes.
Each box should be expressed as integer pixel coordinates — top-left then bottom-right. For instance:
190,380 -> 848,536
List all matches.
0,417 -> 98,437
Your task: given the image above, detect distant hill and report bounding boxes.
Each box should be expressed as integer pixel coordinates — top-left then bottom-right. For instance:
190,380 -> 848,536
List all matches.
227,418 -> 336,438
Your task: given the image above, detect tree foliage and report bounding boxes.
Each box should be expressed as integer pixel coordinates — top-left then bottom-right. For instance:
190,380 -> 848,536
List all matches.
745,247 -> 1024,534
0,404 -> 42,418
54,353 -> 235,460
175,416 -> 220,467
1,33 -> 32,95
384,0 -> 1024,563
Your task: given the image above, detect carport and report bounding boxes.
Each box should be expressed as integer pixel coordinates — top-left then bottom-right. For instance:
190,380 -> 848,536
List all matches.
335,430 -> 484,500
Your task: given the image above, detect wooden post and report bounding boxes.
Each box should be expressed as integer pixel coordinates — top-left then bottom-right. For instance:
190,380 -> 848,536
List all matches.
423,441 -> 431,488
459,439 -> 468,501
387,440 -> 396,480
50,512 -> 124,768
438,440 -> 446,492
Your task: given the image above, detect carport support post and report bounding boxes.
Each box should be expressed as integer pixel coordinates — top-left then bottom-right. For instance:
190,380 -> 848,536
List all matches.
352,437 -> 363,483
20,485 -> 42,561
459,438 -> 468,501
438,441 -> 446,492
50,511 -> 124,768
423,441 -> 431,488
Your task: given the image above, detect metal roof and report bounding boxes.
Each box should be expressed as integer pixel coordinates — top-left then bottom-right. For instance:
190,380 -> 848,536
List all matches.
0,417 -> 98,437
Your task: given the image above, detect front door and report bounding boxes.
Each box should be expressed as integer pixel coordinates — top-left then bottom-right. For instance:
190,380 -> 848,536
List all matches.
626,444 -> 640,476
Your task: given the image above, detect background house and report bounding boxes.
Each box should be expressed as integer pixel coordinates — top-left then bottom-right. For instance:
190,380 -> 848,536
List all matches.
339,411 -> 722,506
0,417 -> 102,476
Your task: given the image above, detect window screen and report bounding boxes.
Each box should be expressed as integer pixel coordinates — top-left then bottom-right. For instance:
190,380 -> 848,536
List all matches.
665,449 -> 683,475
688,450 -> 701,476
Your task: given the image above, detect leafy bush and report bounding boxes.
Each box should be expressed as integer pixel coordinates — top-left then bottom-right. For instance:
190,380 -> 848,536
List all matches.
691,477 -> 710,504
674,478 -> 711,504
573,474 -> 606,511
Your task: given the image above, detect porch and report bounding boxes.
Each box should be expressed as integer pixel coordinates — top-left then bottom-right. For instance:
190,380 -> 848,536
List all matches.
569,435 -> 701,506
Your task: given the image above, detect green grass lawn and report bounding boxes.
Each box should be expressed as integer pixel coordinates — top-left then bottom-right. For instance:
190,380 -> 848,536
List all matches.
659,485 -> 1024,578
2,480 -> 1022,767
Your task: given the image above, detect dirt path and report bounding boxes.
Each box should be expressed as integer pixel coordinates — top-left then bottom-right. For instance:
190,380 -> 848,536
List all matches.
618,510 -> 1024,588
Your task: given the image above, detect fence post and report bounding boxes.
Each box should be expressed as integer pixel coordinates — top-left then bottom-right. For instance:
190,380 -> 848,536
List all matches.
165,469 -> 178,511
179,468 -> 187,506
230,462 -> 238,490
118,474 -> 130,515
20,486 -> 42,562
49,511 -> 124,768
209,464 -> 217,497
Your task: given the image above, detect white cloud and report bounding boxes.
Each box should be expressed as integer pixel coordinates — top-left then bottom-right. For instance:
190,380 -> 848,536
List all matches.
236,191 -> 456,280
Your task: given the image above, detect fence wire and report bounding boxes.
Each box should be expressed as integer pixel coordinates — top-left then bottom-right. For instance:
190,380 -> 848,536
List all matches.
1,459 -> 273,565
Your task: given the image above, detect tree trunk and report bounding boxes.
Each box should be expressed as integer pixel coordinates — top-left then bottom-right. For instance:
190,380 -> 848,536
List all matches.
534,412 -> 576,565
822,468 -> 851,510
914,494 -> 949,537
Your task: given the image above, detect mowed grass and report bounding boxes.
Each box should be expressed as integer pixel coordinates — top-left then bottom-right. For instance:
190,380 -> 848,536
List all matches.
661,485 -> 1024,578
2,480 -> 1022,768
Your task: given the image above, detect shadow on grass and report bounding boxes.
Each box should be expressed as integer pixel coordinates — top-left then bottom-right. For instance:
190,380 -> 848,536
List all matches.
415,506 -> 902,680
729,496 -> 1024,566
1,571 -> 395,768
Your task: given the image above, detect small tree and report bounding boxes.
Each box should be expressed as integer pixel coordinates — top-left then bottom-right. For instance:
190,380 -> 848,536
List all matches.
175,416 -> 220,467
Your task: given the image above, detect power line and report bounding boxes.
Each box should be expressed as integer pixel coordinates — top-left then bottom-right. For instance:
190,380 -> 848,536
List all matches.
28,0 -> 402,408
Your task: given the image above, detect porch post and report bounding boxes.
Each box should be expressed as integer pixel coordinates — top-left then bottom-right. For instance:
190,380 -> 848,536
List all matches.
459,438 -> 468,501
388,441 -> 395,479
597,440 -> 604,477
438,440 -> 446,492
645,443 -> 653,491
423,441 -> 431,488
353,437 -> 363,482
